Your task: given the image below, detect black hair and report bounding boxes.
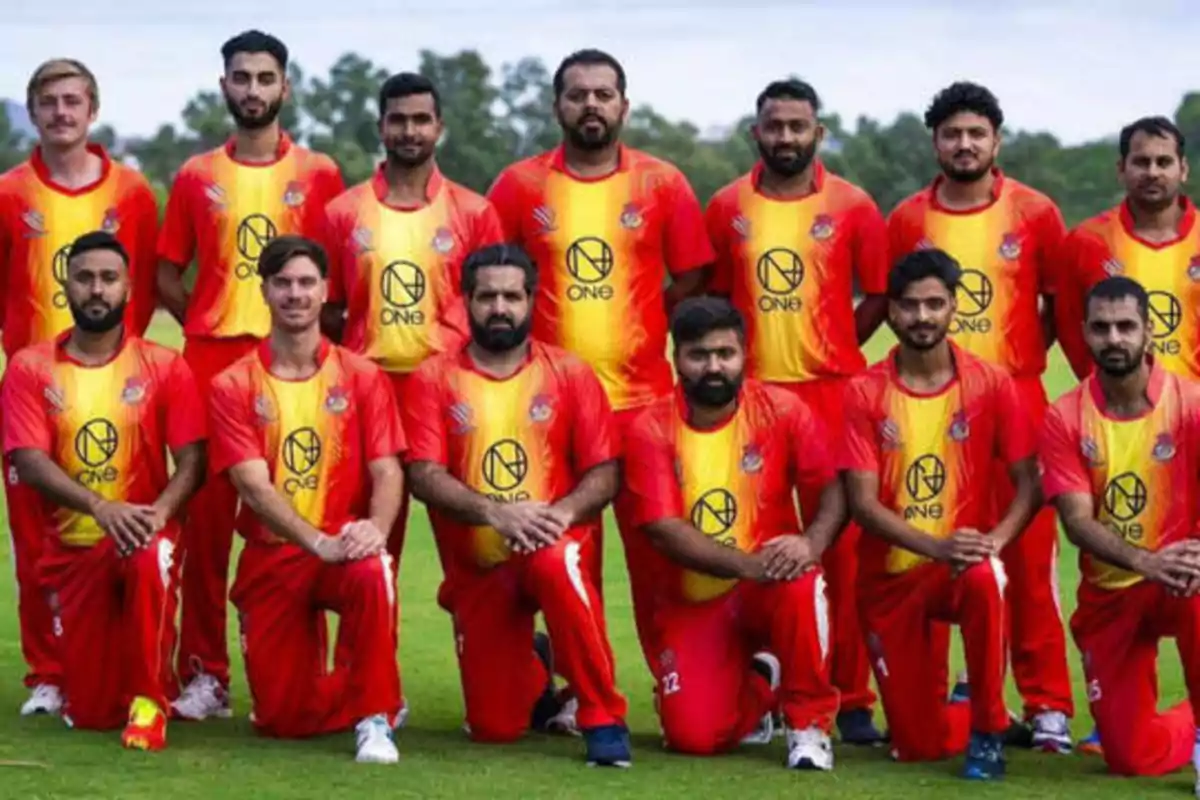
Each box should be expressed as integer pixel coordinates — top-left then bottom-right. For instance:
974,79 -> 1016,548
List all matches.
670,296 -> 745,346
553,49 -> 626,100
755,79 -> 821,114
460,243 -> 538,296
887,249 -> 963,299
257,235 -> 328,279
1119,116 -> 1186,160
67,230 -> 129,269
924,81 -> 1003,132
378,72 -> 441,118
221,30 -> 289,72
1086,276 -> 1149,321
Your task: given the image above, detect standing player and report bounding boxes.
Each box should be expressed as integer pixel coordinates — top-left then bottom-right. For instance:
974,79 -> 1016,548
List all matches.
208,235 -> 405,763
705,78 -> 887,744
842,249 -> 1041,780
0,58 -> 159,716
402,244 -> 631,767
623,296 -> 842,769
487,48 -> 714,669
323,72 -> 503,564
2,231 -> 205,749
159,30 -> 345,720
1042,276 -> 1200,783
887,82 -> 1074,750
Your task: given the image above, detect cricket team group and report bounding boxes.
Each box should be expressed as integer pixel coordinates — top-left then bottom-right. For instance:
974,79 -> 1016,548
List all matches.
3,27 -> 1199,787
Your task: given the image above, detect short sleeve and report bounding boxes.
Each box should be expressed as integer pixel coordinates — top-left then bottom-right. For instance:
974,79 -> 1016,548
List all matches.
207,373 -> 263,476
1040,402 -> 1089,500
994,372 -> 1036,464
789,398 -> 835,491
470,201 -> 507,250
1035,201 -> 1068,296
126,181 -> 161,337
157,169 -> 195,267
485,169 -> 524,242
661,171 -> 715,276
624,411 -> 685,528
399,362 -> 448,466
840,380 -> 880,473
162,354 -> 206,450
567,359 -> 619,472
1,355 -> 52,454
850,198 -> 890,295
886,204 -> 920,265
704,194 -> 734,295
322,203 -> 350,304
360,365 -> 406,461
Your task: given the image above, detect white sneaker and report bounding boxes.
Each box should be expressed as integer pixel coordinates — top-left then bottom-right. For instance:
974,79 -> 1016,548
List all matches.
1031,710 -> 1072,754
786,726 -> 834,771
741,652 -> 781,746
355,714 -> 399,764
547,696 -> 580,736
394,700 -> 410,730
171,674 -> 231,721
20,684 -> 62,716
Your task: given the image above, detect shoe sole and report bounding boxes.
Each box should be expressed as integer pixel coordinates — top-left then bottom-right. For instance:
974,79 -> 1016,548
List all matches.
170,707 -> 233,722
587,760 -> 631,768
1033,740 -> 1073,755
122,737 -> 165,752
789,759 -> 833,771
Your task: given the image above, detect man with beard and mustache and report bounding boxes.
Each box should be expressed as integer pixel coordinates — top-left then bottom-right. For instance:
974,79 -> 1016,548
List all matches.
0,58 -> 160,718
322,72 -> 503,568
842,249 -> 1040,780
1042,275 -> 1200,785
705,78 -> 888,745
486,50 -> 714,674
887,81 -> 1075,753
157,30 -> 345,721
1,231 -> 206,750
402,244 -> 631,767
622,296 -> 844,770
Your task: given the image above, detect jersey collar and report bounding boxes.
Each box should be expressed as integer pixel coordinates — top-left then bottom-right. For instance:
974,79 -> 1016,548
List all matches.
1117,196 -> 1197,248
370,162 -> 445,209
222,131 -> 292,166
928,168 -> 1006,214
1087,356 -> 1166,415
257,335 -> 332,378
30,142 -> 112,197
54,326 -> 129,367
456,340 -> 535,381
549,144 -> 630,180
673,382 -> 743,432
885,340 -> 964,398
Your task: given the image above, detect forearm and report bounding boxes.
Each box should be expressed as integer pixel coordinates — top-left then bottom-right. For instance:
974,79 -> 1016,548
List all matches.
368,463 -> 404,534
854,295 -> 889,345
850,496 -> 945,561
321,303 -> 347,343
804,482 -> 848,556
1063,516 -> 1149,574
550,462 -> 617,526
12,450 -> 103,514
152,447 -> 205,521
1040,295 -> 1057,348
407,463 -> 496,526
992,483 -> 1042,550
156,262 -> 189,325
665,268 -> 709,313
235,480 -> 326,551
645,518 -> 755,579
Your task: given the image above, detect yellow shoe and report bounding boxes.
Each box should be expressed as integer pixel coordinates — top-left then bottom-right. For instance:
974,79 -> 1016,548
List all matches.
121,696 -> 167,751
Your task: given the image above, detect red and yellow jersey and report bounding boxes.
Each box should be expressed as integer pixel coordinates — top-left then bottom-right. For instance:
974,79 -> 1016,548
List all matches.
1056,199 -> 1200,381
208,339 -> 406,543
887,170 -> 1066,378
402,341 -> 617,576
158,135 -> 344,341
706,161 -> 889,382
0,144 -> 159,355
487,146 -> 714,411
323,165 -> 504,374
1,333 -> 204,547
624,380 -> 833,604
842,344 -> 1035,579
1041,361 -> 1200,590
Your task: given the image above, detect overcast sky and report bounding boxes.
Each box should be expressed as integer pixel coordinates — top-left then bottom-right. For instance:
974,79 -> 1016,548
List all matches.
4,0 -> 1198,144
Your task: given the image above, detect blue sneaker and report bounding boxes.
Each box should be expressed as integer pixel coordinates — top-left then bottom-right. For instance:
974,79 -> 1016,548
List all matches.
962,732 -> 1006,780
583,723 -> 632,768
836,707 -> 886,746
1079,727 -> 1102,756
949,672 -> 970,704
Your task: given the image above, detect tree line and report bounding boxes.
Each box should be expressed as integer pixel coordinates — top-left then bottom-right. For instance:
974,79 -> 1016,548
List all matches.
1,48 -> 1198,227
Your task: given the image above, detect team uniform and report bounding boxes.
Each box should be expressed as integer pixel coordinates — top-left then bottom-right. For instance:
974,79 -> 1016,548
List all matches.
1,332 -> 203,729
888,171 -> 1073,722
1057,198 -> 1200,381
1042,361 -> 1200,776
401,341 -> 627,742
0,144 -> 159,695
487,145 -> 714,668
706,159 -> 888,716
208,339 -> 403,737
623,380 -> 838,754
159,134 -> 344,693
841,345 -> 1023,761
323,164 -> 504,563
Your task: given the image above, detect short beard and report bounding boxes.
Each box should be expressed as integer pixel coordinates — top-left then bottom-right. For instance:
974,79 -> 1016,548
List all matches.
225,95 -> 283,131
1096,346 -> 1147,378
564,120 -> 619,152
70,300 -> 125,334
682,373 -> 742,408
385,145 -> 434,169
940,157 -> 993,184
757,141 -> 817,178
470,317 -> 531,353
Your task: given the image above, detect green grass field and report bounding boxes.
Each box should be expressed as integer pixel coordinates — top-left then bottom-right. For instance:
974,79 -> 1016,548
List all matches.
0,318 -> 1193,799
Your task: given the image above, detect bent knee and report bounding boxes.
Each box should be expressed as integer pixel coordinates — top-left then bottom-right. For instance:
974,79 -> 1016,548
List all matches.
661,716 -> 729,755
342,554 -> 395,591
960,558 -> 1005,596
464,712 -> 528,744
127,537 -> 176,584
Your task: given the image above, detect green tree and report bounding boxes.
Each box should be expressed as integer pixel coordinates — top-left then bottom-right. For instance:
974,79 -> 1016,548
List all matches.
305,53 -> 389,186
0,105 -> 28,172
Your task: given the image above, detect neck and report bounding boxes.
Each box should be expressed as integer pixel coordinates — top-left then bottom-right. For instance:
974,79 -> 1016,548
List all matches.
267,326 -> 322,377
895,341 -> 955,390
66,324 -> 123,364
936,170 -> 995,210
39,140 -> 98,185
756,161 -> 817,199
467,339 -> 530,379
562,140 -> 620,179
383,158 -> 435,206
232,124 -> 281,163
1097,361 -> 1152,417
1127,196 -> 1183,237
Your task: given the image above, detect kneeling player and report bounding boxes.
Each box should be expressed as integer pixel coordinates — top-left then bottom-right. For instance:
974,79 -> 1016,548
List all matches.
209,236 -> 405,764
2,232 -> 205,750
1043,276 -> 1200,784
842,250 -> 1041,780
624,297 -> 843,770
403,244 -> 631,767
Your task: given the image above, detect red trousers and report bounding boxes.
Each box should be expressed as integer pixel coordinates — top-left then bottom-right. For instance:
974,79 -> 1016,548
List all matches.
40,534 -> 179,730
1072,579 -> 1200,776
441,535 -> 627,742
3,450 -> 58,688
776,376 -> 875,713
859,559 -> 1010,761
1001,377 -> 1073,718
654,570 -> 838,754
231,543 -> 402,738
177,336 -> 259,687
384,371 -> 413,566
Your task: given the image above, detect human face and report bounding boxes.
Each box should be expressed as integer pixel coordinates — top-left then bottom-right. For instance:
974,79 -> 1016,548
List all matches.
555,64 -> 628,151
1120,130 -> 1188,212
221,51 -> 288,131
753,97 -> 823,178
380,92 -> 442,168
1085,296 -> 1148,378
30,75 -> 95,150
889,276 -> 956,351
262,256 -> 326,333
933,111 -> 1000,183
674,329 -> 745,409
66,248 -> 127,333
467,265 -> 532,353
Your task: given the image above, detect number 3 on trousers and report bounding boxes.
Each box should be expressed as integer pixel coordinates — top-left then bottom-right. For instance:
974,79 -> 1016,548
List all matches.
661,671 -> 681,696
